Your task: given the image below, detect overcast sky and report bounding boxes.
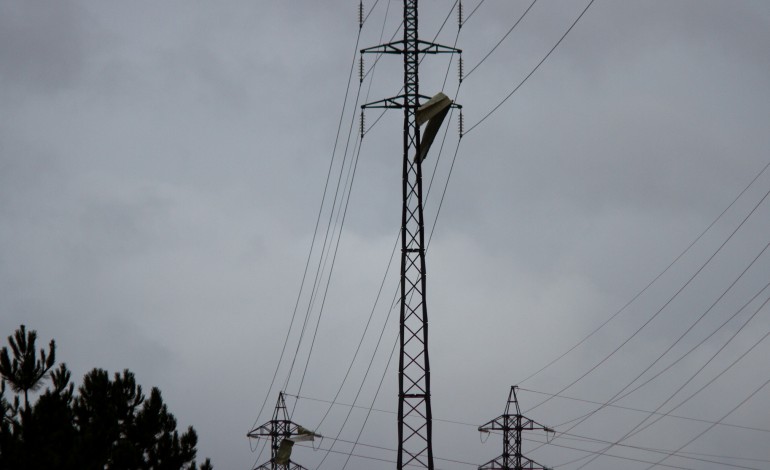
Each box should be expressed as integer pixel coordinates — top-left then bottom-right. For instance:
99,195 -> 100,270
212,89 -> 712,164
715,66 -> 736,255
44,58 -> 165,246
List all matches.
2,1 -> 769,469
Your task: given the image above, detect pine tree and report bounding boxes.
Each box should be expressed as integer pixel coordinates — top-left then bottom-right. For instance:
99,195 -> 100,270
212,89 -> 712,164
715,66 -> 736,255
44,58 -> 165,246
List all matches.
0,325 -> 214,469
0,324 -> 56,411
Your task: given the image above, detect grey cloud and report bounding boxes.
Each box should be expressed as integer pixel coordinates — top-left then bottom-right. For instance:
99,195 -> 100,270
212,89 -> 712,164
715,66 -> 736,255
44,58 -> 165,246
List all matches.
1,2 -> 769,469
0,0 -> 93,93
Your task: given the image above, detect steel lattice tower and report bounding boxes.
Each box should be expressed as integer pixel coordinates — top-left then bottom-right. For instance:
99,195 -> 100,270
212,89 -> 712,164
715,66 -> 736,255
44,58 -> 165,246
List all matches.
478,386 -> 554,470
247,393 -> 310,470
361,1 -> 459,468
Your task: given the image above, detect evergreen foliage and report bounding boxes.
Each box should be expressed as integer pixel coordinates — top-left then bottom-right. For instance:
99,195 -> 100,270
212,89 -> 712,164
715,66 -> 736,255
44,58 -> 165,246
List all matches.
0,324 -> 56,410
0,325 -> 213,470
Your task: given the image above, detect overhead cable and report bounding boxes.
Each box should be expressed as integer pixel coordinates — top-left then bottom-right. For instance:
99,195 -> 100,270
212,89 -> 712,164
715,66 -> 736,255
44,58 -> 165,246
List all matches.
520,159 -> 770,385
464,0 -> 595,135
526,184 -> 770,415
463,0 -> 538,80
643,377 -> 770,470
248,13 -> 366,440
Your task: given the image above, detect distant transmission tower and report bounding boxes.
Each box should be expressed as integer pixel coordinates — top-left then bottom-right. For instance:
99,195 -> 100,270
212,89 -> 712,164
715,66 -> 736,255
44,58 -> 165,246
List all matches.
478,386 -> 554,470
247,392 -> 317,470
360,1 -> 460,469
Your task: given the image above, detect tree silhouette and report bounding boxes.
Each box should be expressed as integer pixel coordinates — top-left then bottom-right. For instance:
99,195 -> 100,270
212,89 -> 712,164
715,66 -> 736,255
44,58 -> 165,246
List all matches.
0,379 -> 19,463
0,324 -> 56,410
0,325 -> 213,470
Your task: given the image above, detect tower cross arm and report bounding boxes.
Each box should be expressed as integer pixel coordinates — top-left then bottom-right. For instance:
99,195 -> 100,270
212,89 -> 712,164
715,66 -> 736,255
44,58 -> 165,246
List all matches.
478,455 -> 553,470
415,40 -> 461,54
362,93 -> 435,109
254,460 -> 309,470
246,421 -> 274,439
478,416 -> 507,432
361,40 -> 461,55
521,416 -> 554,432
246,420 -> 313,439
361,95 -> 409,109
361,40 -> 407,54
477,414 -> 554,433
362,94 -> 461,110
519,456 -> 553,470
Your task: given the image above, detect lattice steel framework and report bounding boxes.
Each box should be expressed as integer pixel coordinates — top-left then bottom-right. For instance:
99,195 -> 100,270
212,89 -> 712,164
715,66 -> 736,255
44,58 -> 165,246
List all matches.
361,1 -> 459,469
478,386 -> 553,470
247,393 -> 309,470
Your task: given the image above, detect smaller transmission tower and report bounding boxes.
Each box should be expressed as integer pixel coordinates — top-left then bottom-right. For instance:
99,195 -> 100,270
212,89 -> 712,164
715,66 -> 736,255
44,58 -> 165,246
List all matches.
478,386 -> 554,470
247,392 -> 317,470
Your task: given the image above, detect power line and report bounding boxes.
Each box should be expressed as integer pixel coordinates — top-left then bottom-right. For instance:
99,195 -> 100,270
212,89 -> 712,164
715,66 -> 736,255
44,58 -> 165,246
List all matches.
544,432 -> 769,469
563,240 -> 770,467
281,59 -> 365,396
293,387 -> 770,438
288,393 -> 476,429
311,255 -> 393,469
546,296 -> 770,462
248,11 -> 366,440
518,386 -> 770,435
513,185 -> 770,467
464,0 -> 595,135
286,0 -> 406,405
290,388 -> 770,468
311,435 -> 479,468
570,278 -> 770,469
290,0 -> 402,407
433,0 -> 459,43
305,0 -> 398,434
289,389 -> 770,469
519,159 -> 770,385
253,6 -> 397,460
526,183 -> 770,416
548,325 -> 770,468
294,441 -> 478,469
643,377 -> 770,470
540,432 -> 768,469
524,435 -> 749,470
618,304 -> 770,441
338,331 -> 400,470
551,278 -> 770,432
462,0 -> 486,27
293,132 -> 367,407
463,0 -> 538,80
362,0 -> 382,26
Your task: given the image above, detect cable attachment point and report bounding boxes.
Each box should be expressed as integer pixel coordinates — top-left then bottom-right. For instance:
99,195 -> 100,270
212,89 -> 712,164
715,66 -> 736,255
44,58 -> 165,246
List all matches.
358,1 -> 364,28
458,0 -> 464,29
360,110 -> 366,139
458,55 -> 464,83
359,56 -> 364,83
458,110 -> 464,138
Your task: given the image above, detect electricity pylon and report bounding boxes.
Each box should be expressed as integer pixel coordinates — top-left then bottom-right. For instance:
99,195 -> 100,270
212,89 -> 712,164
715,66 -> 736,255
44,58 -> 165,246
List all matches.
247,392 -> 316,470
360,1 -> 460,469
478,386 -> 554,470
